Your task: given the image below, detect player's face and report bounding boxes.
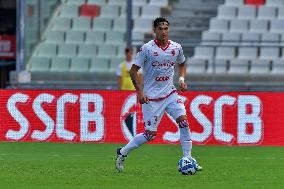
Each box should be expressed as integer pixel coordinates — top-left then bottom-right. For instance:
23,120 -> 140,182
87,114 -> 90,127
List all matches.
154,22 -> 169,41
126,50 -> 133,61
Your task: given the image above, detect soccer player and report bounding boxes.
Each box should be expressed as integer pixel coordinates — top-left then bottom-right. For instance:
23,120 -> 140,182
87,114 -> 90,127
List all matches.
115,17 -> 202,172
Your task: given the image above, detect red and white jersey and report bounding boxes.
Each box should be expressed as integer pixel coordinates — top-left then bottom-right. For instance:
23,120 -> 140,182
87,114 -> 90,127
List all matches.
134,39 -> 186,100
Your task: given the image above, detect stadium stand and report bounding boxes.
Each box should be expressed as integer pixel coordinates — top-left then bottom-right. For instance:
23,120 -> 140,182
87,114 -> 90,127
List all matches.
26,0 -> 172,83
189,0 -> 284,82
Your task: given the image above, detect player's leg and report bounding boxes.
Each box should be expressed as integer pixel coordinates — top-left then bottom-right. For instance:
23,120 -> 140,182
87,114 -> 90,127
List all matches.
165,94 -> 202,171
116,100 -> 164,172
176,115 -> 192,157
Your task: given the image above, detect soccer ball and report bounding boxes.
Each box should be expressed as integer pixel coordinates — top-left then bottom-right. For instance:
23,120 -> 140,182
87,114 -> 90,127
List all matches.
177,157 -> 197,175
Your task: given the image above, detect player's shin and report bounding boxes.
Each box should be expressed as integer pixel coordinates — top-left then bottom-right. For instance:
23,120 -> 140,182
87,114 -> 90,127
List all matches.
178,120 -> 192,157
120,133 -> 148,156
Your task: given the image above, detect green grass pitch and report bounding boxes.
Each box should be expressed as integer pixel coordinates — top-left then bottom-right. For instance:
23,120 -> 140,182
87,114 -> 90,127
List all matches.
0,142 -> 283,189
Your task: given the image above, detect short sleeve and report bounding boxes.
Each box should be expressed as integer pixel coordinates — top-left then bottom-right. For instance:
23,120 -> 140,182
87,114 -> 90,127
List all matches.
116,63 -> 122,76
176,46 -> 186,64
134,45 -> 147,68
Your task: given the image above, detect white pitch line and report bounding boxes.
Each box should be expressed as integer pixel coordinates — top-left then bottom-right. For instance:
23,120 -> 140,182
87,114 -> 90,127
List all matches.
214,156 -> 284,160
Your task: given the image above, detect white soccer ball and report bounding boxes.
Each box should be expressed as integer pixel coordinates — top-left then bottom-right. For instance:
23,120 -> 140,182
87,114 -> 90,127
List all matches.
177,157 -> 197,175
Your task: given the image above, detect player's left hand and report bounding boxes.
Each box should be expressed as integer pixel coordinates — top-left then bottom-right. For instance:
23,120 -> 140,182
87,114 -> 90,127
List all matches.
179,81 -> 187,92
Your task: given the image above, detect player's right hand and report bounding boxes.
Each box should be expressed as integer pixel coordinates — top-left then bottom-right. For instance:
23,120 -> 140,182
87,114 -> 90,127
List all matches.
138,92 -> 149,104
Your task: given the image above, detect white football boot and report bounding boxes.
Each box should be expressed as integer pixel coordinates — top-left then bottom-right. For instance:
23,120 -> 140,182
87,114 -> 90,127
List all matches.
189,157 -> 203,171
115,148 -> 126,172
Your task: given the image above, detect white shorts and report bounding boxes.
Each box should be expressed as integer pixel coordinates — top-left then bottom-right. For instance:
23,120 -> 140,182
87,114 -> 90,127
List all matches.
142,92 -> 186,131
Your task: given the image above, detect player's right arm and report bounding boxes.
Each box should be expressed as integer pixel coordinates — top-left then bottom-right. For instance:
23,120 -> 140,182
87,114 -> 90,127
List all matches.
130,45 -> 149,104
130,65 -> 149,104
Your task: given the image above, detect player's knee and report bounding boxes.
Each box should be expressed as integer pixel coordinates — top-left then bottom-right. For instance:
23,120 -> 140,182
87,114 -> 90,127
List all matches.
176,115 -> 187,124
178,119 -> 189,128
143,130 -> 157,141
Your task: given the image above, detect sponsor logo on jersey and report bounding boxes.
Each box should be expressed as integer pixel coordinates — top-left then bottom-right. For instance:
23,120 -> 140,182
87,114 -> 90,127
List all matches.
152,61 -> 175,68
155,76 -> 170,82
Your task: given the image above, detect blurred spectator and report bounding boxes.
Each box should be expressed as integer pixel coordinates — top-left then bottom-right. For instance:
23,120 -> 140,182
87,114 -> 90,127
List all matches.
117,47 -> 142,90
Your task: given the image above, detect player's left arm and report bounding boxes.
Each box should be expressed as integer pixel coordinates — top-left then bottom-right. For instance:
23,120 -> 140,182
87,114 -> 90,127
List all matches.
178,63 -> 187,92
177,46 -> 187,92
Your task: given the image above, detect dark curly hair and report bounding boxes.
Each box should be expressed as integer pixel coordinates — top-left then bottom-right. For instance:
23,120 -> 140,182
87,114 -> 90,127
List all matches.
153,17 -> 169,28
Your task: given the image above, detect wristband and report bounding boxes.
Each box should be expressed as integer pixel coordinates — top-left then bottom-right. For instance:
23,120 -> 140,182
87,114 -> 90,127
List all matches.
179,77 -> 185,83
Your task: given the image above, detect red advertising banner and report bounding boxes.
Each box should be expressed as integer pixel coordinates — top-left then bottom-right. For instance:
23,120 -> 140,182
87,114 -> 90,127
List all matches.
0,90 -> 284,146
0,35 -> 16,59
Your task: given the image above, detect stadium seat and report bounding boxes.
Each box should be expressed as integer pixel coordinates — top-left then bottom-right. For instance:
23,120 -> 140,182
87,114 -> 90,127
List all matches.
270,20 -> 284,33
78,44 -> 97,57
58,44 -> 77,57
120,5 -> 140,18
66,0 -> 86,5
52,17 -> 72,30
238,47 -> 258,60
72,17 -> 91,31
257,6 -> 277,20
60,4 -> 79,18
65,31 -> 85,44
230,19 -> 249,33
210,19 -> 229,32
245,0 -> 265,6
70,57 -> 90,72
187,59 -> 207,74
132,31 -> 145,42
99,5 -> 120,18
50,57 -> 70,72
250,19 -> 269,33
238,6 -> 256,20
193,46 -> 215,60
148,0 -> 169,7
241,33 -> 260,46
113,18 -> 127,32
217,5 -> 237,19
201,32 -> 221,45
228,59 -> 249,75
250,59 -> 270,75
133,18 -> 153,32
278,7 -> 284,19
221,33 -> 241,46
133,0 -> 148,6
92,18 -> 112,31
141,5 -> 161,18
85,31 -> 105,44
225,0 -> 244,6
79,4 -> 100,17
37,44 -> 57,57
215,47 -> 236,59
29,57 -> 50,72
105,31 -> 125,44
87,0 -> 106,5
97,44 -> 117,58
259,47 -> 280,60
208,59 -> 227,74
265,0 -> 284,7
271,59 -> 284,74
109,58 -> 123,72
108,0 -> 126,6
261,33 -> 280,46
45,31 -> 65,44
90,57 -> 109,72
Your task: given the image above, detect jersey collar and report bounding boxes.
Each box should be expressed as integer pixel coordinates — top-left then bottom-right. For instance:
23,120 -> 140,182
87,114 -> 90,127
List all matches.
154,39 -> 170,51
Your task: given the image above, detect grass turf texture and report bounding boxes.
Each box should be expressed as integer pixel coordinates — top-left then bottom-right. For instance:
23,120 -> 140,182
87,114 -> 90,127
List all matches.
0,143 -> 283,189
